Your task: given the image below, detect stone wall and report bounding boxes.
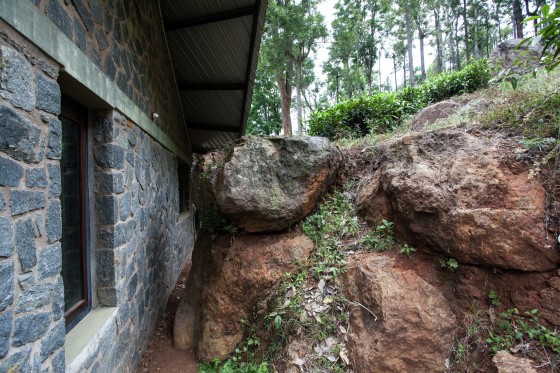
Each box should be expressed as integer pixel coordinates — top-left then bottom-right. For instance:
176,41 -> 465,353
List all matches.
0,42 -> 66,372
0,22 -> 194,373
66,110 -> 193,373
32,0 -> 186,143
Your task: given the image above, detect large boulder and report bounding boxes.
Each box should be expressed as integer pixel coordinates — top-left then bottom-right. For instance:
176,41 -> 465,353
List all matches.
197,136 -> 342,233
173,231 -> 314,361
410,100 -> 461,130
357,130 -> 560,271
489,38 -> 543,76
341,254 -> 456,373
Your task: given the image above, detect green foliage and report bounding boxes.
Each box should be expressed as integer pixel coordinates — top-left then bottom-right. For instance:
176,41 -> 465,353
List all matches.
303,191 -> 359,280
488,290 -> 501,307
440,258 -> 459,271
198,337 -> 269,373
360,220 -> 395,252
199,209 -> 238,239
308,60 -> 490,140
523,4 -> 560,72
399,244 -> 416,257
486,308 -> 560,355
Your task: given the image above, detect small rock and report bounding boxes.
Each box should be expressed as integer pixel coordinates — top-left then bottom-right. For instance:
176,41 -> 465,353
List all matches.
492,351 -> 537,373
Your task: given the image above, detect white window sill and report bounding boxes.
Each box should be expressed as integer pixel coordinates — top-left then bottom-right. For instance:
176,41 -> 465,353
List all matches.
65,307 -> 117,372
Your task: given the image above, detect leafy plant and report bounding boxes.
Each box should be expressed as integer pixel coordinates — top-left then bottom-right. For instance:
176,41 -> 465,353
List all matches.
522,4 -> 560,72
399,244 -> 416,257
199,209 -> 238,239
360,220 -> 395,252
440,258 -> 459,271
488,290 -> 501,307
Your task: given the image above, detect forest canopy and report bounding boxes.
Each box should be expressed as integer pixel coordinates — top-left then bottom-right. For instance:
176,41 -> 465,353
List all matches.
247,0 -> 552,137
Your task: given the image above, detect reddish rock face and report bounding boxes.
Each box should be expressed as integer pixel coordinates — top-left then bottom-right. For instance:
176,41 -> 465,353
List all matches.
341,254 -> 456,373
173,231 -> 314,361
357,130 -> 560,271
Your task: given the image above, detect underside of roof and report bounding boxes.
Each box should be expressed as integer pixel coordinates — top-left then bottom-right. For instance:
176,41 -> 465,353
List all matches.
160,0 -> 267,153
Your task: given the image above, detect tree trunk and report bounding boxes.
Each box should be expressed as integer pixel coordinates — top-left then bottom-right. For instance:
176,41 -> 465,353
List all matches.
296,58 -> 303,135
473,4 -> 480,59
435,9 -> 443,74
277,77 -> 292,136
345,59 -> 352,98
405,1 -> 415,86
462,0 -> 470,63
393,54 -> 398,91
419,29 -> 426,81
403,56 -> 407,87
513,0 -> 524,38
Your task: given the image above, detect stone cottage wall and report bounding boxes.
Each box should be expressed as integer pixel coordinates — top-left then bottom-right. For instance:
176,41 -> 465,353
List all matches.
0,12 -> 194,373
32,0 -> 186,143
65,110 -> 193,372
0,41 -> 66,372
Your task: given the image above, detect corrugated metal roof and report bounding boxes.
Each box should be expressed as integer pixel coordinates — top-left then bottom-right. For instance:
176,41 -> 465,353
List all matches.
161,0 -> 267,153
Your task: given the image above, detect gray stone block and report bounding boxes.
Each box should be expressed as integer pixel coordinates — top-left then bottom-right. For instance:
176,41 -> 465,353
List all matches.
73,16 -> 87,52
0,156 -> 23,187
97,286 -> 117,306
0,46 -> 35,112
95,144 -> 125,169
12,312 -> 51,346
11,190 -> 47,216
17,272 -> 35,291
47,118 -> 62,160
35,74 -> 61,115
48,163 -> 61,197
45,0 -> 73,39
16,282 -> 54,314
0,346 -> 32,372
120,192 -> 131,221
94,115 -> 119,143
39,243 -> 62,280
127,273 -> 138,301
35,211 -> 46,238
73,0 -> 94,31
52,349 -> 65,373
15,218 -> 37,271
0,217 -> 14,257
96,249 -> 116,286
52,276 -> 64,320
95,172 -> 124,194
26,167 -> 48,188
0,311 -> 12,358
0,260 -> 13,311
46,200 -> 62,242
0,193 -> 5,211
0,104 -> 41,163
96,195 -> 119,225
41,320 -> 65,362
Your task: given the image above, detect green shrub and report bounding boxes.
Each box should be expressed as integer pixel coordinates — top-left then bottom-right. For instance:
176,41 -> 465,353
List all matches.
308,59 -> 490,140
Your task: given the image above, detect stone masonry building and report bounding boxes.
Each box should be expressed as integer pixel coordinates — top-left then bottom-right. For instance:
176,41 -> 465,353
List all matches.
0,0 -> 265,372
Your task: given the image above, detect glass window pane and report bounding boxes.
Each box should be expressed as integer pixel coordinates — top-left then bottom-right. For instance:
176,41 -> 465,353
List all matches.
60,116 -> 85,312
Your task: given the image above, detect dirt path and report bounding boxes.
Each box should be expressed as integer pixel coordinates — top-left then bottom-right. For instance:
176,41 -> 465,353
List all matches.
136,262 -> 198,373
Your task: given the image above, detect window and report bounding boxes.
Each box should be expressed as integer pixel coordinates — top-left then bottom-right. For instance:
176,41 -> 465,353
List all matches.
178,163 -> 190,213
60,96 -> 91,331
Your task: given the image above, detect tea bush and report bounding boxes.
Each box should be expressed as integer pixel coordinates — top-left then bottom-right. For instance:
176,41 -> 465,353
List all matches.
308,59 -> 490,140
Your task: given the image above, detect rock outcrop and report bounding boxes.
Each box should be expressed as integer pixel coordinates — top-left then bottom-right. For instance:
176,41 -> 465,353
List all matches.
489,38 -> 543,76
196,136 -> 343,233
411,100 -> 461,130
341,254 -> 456,373
173,231 -> 314,361
493,351 -> 537,373
357,130 -> 560,271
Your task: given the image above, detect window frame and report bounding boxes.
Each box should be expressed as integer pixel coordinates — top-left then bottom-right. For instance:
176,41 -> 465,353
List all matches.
60,95 -> 92,331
